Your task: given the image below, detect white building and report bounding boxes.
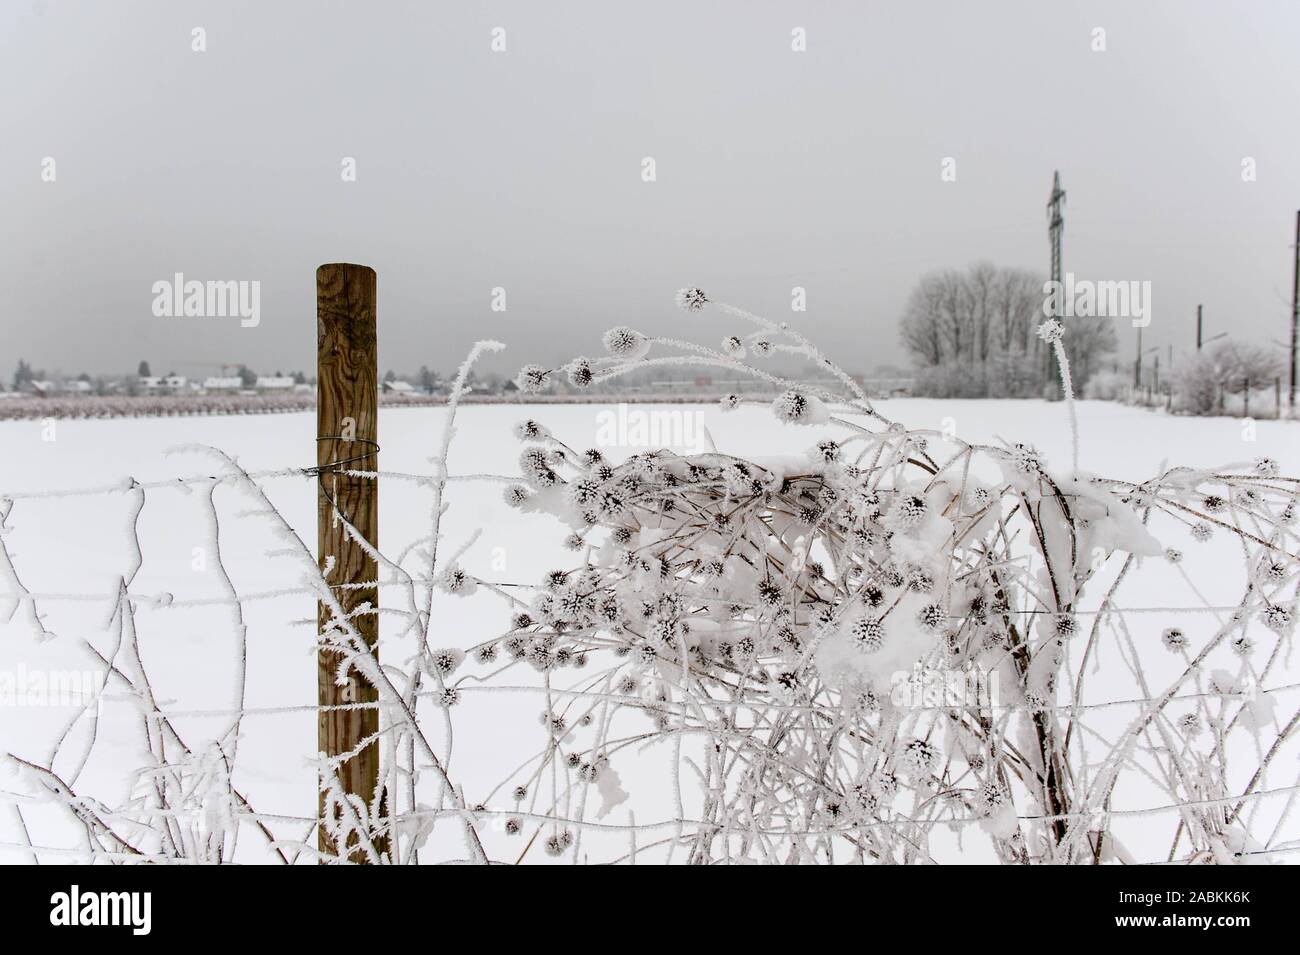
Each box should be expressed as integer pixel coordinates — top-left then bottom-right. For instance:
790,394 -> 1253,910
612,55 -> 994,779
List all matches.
139,375 -> 188,394
202,377 -> 243,392
255,376 -> 295,392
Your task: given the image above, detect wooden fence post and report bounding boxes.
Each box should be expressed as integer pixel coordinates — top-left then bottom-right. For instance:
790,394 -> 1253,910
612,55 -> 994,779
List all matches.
316,263 -> 385,862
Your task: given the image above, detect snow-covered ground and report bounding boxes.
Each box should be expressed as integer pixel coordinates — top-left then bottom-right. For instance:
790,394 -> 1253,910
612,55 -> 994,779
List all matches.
1,399 -> 1295,863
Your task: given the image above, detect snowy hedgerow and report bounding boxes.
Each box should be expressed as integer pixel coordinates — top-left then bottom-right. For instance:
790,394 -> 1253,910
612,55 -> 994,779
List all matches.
602,326 -> 651,360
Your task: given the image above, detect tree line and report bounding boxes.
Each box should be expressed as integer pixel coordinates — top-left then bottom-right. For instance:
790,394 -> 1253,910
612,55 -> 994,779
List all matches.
898,262 -> 1116,398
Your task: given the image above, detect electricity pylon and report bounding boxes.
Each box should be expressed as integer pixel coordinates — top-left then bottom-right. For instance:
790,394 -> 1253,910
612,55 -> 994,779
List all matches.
1045,171 -> 1066,398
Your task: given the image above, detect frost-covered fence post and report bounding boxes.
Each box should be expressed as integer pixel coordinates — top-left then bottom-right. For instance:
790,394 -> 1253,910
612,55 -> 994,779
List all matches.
316,263 -> 385,862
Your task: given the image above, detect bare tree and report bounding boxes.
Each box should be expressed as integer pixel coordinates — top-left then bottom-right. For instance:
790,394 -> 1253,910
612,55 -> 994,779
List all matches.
899,263 -> 1114,397
1174,341 -> 1285,414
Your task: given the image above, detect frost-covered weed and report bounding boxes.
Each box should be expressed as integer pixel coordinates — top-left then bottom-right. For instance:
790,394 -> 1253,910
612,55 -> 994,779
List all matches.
4,290 -> 1297,866
480,288 -> 1299,864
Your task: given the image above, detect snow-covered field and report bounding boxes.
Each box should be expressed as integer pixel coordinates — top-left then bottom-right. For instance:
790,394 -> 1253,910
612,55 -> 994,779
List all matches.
1,399 -> 1296,863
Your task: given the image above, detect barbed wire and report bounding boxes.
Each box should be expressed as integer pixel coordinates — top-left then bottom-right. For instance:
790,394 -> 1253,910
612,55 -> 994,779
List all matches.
2,309 -> 1298,865
3,449 -> 1294,866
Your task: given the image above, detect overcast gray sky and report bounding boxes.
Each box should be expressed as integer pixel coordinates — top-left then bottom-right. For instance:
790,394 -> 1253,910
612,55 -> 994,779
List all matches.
3,0 -> 1299,380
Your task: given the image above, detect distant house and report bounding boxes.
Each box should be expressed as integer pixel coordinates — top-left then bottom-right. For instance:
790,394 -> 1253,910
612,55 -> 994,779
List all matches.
139,375 -> 188,394
60,380 -> 94,395
202,377 -> 243,392
24,380 -> 56,396
255,376 -> 295,392
382,380 -> 417,396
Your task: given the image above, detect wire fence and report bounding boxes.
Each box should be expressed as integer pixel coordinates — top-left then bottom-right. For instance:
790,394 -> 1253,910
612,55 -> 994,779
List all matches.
2,304 -> 1298,865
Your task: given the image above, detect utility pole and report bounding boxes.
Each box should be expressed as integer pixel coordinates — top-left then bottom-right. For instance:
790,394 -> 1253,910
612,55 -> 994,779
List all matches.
1196,304 -> 1203,351
1290,211 -> 1298,410
1046,171 -> 1066,398
1134,324 -> 1143,388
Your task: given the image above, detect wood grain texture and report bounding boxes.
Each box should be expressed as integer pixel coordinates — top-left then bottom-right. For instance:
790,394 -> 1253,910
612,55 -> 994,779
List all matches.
316,263 -> 386,862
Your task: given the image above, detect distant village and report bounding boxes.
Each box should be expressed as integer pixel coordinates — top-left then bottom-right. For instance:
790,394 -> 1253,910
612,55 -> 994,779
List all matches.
5,357 -> 912,398
2,359 -> 481,400
0,357 -> 913,419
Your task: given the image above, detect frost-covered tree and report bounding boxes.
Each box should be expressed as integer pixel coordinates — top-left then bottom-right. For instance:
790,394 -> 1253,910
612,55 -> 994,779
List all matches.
1173,342 -> 1285,415
900,263 -> 1114,398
